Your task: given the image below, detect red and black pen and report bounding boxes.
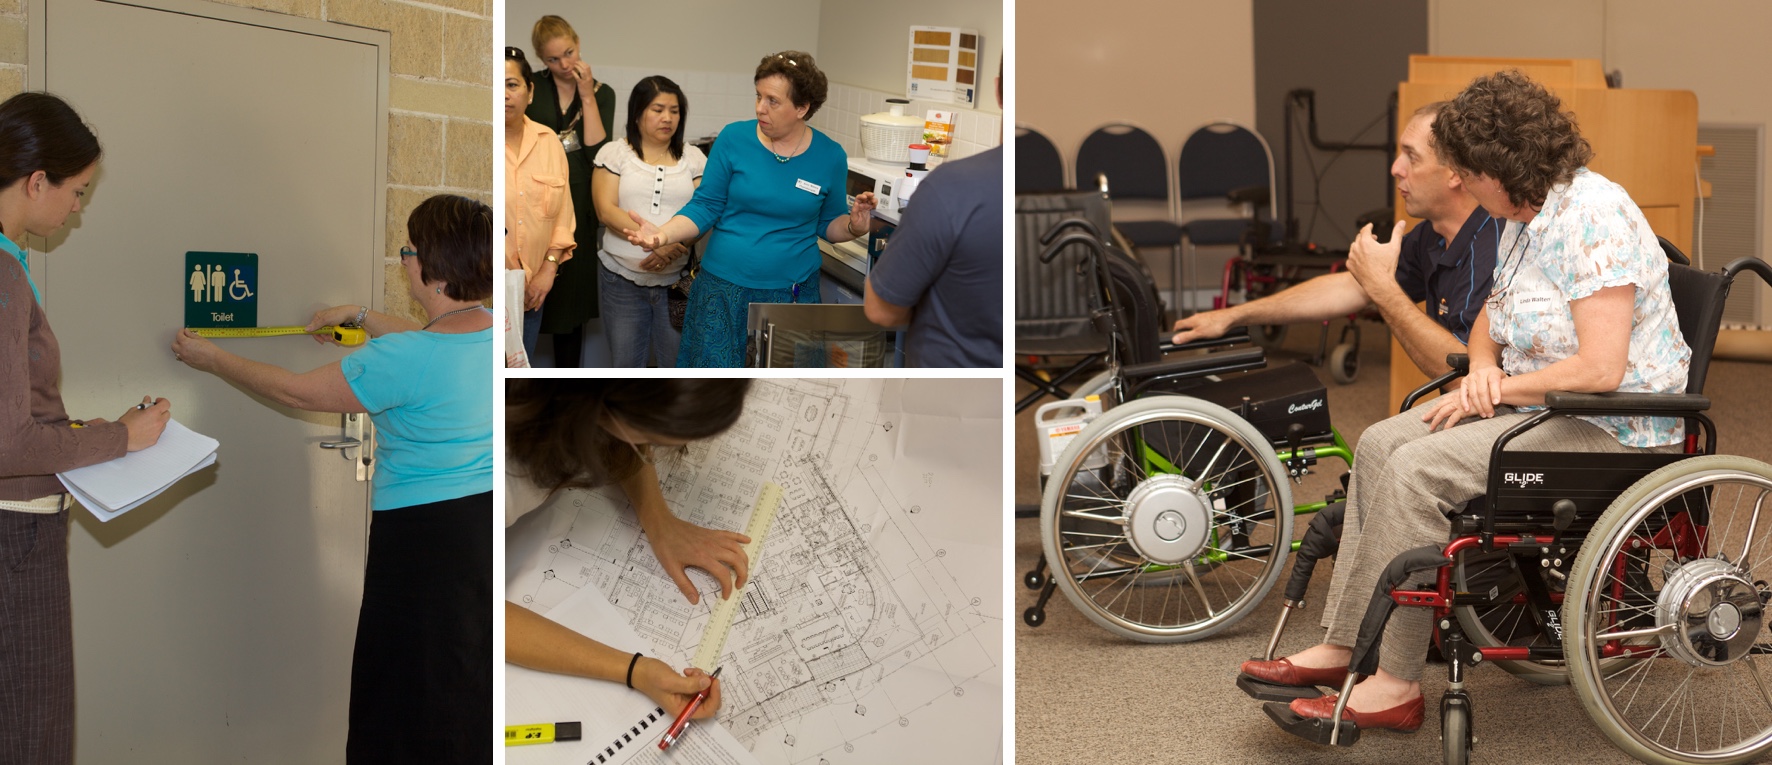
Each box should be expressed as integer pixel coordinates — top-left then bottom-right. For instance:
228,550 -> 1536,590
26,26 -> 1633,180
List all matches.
657,667 -> 721,751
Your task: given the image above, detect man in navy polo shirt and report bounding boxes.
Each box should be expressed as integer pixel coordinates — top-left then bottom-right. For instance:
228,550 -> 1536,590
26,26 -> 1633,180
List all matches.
1172,103 -> 1496,379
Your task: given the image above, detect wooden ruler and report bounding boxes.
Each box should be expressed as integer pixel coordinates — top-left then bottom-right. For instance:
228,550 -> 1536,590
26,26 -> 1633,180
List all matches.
691,482 -> 783,671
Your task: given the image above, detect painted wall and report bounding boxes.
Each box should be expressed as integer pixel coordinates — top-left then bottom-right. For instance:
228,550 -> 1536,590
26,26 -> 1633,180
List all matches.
816,0 -> 1002,116
1254,0 -> 1425,247
1017,0 -> 1256,176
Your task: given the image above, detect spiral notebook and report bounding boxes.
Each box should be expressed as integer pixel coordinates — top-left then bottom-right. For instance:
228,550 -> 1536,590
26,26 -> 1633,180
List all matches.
505,581 -> 758,765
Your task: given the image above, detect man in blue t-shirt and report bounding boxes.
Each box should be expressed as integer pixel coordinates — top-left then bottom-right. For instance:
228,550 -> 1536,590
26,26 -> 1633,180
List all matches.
864,69 -> 1003,368
1171,103 -> 1496,380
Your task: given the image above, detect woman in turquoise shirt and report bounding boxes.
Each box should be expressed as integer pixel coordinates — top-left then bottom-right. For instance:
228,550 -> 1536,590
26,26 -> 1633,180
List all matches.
627,51 -> 877,367
171,195 -> 493,764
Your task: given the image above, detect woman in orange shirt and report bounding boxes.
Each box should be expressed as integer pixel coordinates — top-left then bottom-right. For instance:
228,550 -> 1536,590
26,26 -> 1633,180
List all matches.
504,47 -> 576,362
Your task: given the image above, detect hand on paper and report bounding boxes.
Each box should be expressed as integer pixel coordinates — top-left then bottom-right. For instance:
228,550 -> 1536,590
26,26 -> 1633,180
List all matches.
634,660 -> 722,719
118,397 -> 171,452
648,511 -> 750,605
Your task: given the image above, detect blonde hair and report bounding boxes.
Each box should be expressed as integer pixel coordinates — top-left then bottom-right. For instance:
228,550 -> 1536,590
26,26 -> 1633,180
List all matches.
530,15 -> 578,59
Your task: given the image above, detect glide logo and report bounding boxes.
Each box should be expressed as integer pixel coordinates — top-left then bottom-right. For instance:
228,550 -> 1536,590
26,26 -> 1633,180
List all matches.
1504,472 -> 1545,488
1288,399 -> 1325,415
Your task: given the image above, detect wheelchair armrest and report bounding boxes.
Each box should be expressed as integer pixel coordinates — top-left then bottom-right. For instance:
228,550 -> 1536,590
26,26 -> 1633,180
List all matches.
1156,326 -> 1252,355
1399,353 -> 1470,414
1227,185 -> 1270,207
1122,347 -> 1267,390
1543,391 -> 1712,413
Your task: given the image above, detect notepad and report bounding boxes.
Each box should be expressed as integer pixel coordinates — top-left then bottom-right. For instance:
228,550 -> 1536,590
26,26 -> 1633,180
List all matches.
58,419 -> 219,522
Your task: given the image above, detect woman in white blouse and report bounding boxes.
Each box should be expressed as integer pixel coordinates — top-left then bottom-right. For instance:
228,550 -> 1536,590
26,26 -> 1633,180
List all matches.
591,76 -> 704,367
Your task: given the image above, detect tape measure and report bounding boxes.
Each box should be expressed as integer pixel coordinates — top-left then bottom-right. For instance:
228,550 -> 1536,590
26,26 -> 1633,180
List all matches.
187,325 -> 367,347
691,482 -> 782,671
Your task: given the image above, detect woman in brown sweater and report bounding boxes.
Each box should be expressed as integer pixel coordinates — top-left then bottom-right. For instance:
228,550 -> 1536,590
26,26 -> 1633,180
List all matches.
0,92 -> 170,763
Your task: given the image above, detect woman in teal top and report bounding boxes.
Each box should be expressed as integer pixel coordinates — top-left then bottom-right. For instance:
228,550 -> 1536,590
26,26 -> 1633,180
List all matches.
171,195 -> 493,764
628,51 -> 877,367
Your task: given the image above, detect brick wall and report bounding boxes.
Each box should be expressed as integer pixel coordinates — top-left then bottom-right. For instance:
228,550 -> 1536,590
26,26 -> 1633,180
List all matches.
0,0 -> 492,321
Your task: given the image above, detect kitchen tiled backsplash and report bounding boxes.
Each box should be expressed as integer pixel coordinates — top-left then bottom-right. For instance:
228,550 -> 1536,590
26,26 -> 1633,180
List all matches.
593,65 -> 1001,163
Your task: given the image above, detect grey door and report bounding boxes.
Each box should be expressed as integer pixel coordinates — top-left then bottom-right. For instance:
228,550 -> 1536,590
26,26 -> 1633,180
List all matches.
30,0 -> 387,759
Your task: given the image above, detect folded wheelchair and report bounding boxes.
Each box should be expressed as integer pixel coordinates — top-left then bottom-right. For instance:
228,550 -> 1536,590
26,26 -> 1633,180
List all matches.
1020,217 -> 1355,641
1238,251 -> 1772,765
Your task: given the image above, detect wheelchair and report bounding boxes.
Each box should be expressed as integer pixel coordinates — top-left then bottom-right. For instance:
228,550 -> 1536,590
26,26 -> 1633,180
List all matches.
1020,217 -> 1356,642
1240,252 -> 1772,765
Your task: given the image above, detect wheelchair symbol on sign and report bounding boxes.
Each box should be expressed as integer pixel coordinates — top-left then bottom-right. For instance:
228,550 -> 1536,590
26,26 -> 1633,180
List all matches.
229,269 -> 254,301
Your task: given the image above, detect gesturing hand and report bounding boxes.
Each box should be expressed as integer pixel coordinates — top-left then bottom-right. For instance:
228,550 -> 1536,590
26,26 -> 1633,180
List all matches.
646,511 -> 751,605
849,191 -> 878,236
626,211 -> 666,252
1347,220 -> 1408,295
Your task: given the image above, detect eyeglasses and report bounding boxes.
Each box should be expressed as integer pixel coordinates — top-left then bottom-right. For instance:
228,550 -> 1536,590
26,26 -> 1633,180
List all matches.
399,246 -> 417,259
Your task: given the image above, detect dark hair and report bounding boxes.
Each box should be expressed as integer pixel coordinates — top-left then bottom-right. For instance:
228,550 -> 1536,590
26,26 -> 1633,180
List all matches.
625,76 -> 688,160
0,92 -> 102,192
408,194 -> 492,302
1433,70 -> 1593,211
754,50 -> 827,121
506,379 -> 753,492
505,46 -> 535,86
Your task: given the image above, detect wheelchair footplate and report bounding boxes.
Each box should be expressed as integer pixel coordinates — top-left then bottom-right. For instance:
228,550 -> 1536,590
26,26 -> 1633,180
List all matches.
1235,672 -> 1325,702
1261,702 -> 1361,746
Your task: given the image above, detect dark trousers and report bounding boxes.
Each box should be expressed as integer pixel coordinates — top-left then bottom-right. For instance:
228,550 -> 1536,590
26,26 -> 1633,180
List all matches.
345,492 -> 492,764
0,507 -> 73,765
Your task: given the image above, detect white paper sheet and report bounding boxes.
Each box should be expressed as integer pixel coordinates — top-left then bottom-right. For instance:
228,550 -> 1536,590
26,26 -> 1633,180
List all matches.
507,379 -> 1003,765
507,582 -> 761,765
57,419 -> 219,520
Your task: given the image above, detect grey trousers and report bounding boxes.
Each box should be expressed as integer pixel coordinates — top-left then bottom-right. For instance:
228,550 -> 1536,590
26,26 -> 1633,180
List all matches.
1319,407 -> 1677,681
0,507 -> 73,765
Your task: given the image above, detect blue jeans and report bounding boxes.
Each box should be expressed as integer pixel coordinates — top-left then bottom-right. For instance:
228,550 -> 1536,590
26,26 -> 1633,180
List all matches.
597,260 -> 679,368
521,308 -> 542,362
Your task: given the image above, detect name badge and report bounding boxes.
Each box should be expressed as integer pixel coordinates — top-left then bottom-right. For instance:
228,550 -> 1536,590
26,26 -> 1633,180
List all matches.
795,178 -> 821,195
1511,290 -> 1560,313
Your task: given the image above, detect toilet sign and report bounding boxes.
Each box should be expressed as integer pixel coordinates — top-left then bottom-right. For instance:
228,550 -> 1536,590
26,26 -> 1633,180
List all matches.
184,251 -> 257,328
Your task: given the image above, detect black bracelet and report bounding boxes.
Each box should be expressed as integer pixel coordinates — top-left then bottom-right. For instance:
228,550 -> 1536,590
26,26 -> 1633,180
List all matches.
626,652 -> 642,689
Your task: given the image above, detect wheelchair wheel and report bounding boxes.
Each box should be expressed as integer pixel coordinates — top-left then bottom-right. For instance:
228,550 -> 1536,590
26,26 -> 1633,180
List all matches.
1039,395 -> 1294,642
1441,701 -> 1470,765
1565,455 -> 1772,765
1329,342 -> 1359,384
1451,550 -> 1568,685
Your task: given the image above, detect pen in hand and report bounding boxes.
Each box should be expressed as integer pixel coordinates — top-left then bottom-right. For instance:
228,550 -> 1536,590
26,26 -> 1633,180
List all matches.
658,667 -> 720,750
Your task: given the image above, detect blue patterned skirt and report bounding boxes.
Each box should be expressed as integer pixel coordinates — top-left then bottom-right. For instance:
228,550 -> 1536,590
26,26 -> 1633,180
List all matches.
676,270 -> 820,368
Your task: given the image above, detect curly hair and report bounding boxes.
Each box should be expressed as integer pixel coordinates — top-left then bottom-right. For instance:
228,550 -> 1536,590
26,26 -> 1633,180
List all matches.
1432,69 -> 1593,211
754,50 -> 828,121
506,379 -> 752,493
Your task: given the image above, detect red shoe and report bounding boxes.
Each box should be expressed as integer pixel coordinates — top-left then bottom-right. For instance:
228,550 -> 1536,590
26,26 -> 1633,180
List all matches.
1288,693 -> 1425,733
1239,658 -> 1349,688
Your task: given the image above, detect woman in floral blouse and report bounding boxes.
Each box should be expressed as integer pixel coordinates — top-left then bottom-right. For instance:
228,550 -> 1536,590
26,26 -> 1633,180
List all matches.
1237,69 -> 1689,737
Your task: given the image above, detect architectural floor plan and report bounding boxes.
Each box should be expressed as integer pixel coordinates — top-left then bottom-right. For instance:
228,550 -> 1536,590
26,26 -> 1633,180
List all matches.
507,379 -> 1003,765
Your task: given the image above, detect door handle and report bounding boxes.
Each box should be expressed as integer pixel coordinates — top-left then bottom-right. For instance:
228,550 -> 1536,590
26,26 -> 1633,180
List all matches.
319,414 -> 375,483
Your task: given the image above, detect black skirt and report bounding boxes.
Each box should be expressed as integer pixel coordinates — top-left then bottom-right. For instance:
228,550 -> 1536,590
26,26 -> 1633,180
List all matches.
345,491 -> 491,764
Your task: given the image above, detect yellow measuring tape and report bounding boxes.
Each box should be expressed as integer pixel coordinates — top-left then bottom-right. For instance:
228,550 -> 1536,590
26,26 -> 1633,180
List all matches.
691,482 -> 783,671
187,325 -> 368,347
